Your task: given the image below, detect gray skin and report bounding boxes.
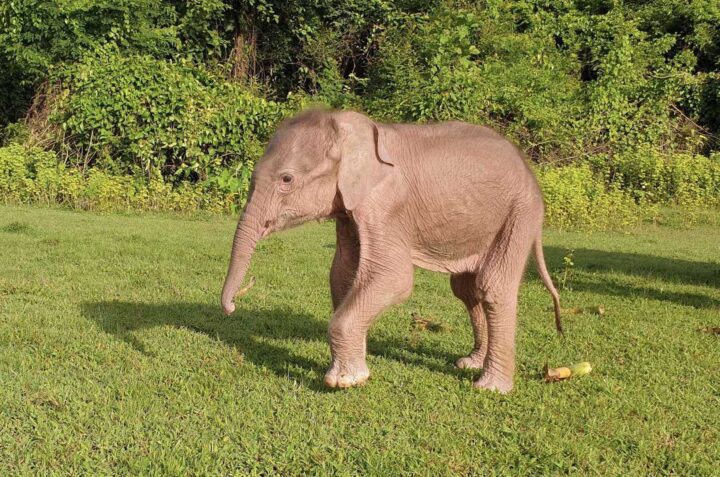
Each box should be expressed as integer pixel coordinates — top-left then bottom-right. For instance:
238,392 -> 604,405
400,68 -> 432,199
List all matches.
221,109 -> 562,394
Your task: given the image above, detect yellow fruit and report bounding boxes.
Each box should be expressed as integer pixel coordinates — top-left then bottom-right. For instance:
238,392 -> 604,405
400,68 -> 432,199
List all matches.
569,362 -> 592,376
543,361 -> 593,382
543,365 -> 572,382
553,367 -> 572,379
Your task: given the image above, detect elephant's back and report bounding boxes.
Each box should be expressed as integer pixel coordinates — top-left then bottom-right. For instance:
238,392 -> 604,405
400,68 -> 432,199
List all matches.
395,122 -> 541,209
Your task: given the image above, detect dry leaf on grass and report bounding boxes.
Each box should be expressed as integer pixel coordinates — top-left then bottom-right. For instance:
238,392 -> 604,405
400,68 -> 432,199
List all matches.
549,305 -> 605,316
410,312 -> 452,333
235,276 -> 256,298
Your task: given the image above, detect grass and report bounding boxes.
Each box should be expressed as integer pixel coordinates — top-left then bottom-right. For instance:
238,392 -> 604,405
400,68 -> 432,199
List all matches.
1,204 -> 719,476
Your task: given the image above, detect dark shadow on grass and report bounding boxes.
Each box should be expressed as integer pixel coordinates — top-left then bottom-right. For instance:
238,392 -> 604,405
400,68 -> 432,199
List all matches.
533,247 -> 720,308
368,337 -> 467,376
542,247 -> 720,288
570,278 -> 719,309
83,246 -> 719,392
82,300 -> 466,390
83,301 -> 332,391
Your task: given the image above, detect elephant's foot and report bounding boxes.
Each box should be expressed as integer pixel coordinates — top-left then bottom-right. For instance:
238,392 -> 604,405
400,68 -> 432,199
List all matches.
473,371 -> 513,394
323,359 -> 370,389
455,351 -> 486,369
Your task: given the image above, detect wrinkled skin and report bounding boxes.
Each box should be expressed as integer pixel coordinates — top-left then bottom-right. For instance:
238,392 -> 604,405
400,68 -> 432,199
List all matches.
221,109 -> 562,393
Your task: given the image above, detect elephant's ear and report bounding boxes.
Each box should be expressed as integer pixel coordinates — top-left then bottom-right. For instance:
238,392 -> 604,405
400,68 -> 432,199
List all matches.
330,111 -> 394,212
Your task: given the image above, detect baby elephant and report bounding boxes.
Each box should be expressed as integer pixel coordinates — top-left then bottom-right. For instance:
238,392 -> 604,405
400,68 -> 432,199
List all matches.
221,109 -> 562,393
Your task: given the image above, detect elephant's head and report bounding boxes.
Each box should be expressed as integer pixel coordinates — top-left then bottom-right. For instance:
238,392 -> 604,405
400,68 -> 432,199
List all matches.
221,109 -> 394,315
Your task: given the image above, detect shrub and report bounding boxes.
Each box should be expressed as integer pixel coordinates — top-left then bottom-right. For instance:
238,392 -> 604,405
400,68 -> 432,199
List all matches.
0,145 -> 236,213
2,0 -> 719,227
0,145 -> 59,203
0,0 -> 232,126
536,163 -> 640,230
365,6 -> 587,160
50,52 -> 287,196
592,149 -> 720,207
3,144 -> 717,228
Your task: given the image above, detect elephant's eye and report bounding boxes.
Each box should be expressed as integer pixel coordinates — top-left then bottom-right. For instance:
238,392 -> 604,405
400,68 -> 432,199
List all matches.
281,174 -> 294,184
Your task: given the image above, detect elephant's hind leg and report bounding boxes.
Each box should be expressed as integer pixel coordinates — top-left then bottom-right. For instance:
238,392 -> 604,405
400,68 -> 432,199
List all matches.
474,214 -> 538,394
450,272 -> 488,369
474,297 -> 518,394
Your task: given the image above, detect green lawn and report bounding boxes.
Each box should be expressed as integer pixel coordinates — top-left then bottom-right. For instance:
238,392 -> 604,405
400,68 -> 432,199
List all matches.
1,205 -> 718,476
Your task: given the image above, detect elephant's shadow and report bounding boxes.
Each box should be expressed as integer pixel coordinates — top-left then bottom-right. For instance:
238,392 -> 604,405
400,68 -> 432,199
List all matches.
81,300 -> 469,391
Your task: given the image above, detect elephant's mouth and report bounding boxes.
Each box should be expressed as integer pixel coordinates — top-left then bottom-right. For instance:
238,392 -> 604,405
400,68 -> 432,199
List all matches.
261,220 -> 273,238
261,212 -> 301,237
261,215 -> 293,236
269,208 -> 336,236
275,211 -> 311,231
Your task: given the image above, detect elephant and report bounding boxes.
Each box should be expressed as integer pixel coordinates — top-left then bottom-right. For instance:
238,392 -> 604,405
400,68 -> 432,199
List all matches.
221,109 -> 562,393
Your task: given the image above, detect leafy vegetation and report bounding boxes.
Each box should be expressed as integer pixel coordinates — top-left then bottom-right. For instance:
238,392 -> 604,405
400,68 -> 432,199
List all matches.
3,143 -> 719,228
0,145 -> 237,213
1,0 -> 719,218
53,53 -> 285,183
1,205 -> 719,475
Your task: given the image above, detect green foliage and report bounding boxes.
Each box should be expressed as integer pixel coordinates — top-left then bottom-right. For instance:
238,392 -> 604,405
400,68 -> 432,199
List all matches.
632,0 -> 720,136
2,0 -> 720,222
536,164 -> 640,230
600,149 -> 720,207
0,145 -> 236,213
51,52 -> 286,199
367,9 -> 488,122
559,249 -> 575,291
537,149 -> 720,229
226,0 -> 398,95
172,0 -> 229,61
365,1 -> 713,160
570,7 -> 694,152
0,0 -> 180,125
8,142 -> 714,229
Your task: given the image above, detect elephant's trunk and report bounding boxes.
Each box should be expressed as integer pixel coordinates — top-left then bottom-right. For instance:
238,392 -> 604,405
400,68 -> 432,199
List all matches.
221,197 -> 266,315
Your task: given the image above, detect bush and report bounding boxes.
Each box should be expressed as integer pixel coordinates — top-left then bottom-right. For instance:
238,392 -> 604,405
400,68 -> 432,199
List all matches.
366,8 -> 581,159
51,52 -> 286,190
3,143 -> 717,228
32,51 -> 291,206
536,164 -> 640,230
0,0 -> 231,126
0,145 -> 236,213
0,145 -> 59,203
598,149 -> 720,208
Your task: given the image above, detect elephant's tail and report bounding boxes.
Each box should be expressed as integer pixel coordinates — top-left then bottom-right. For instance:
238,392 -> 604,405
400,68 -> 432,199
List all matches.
533,234 -> 564,336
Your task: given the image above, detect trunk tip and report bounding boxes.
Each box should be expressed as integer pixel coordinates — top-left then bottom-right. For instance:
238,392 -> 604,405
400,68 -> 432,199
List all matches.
220,276 -> 256,315
222,301 -> 236,316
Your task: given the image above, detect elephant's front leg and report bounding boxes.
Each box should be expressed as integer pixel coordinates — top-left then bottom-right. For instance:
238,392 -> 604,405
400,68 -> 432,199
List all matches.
324,240 -> 413,389
329,217 -> 360,310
